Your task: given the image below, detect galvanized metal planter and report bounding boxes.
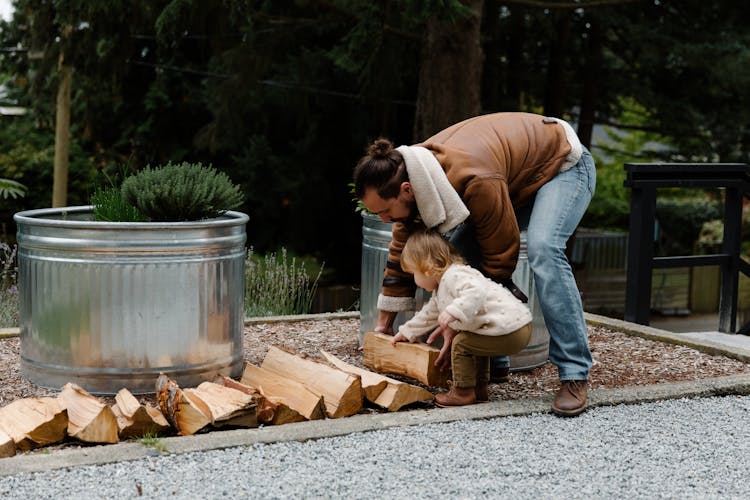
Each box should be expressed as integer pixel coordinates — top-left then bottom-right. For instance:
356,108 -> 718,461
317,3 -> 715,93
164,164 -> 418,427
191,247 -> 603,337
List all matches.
13,206 -> 248,394
359,212 -> 549,371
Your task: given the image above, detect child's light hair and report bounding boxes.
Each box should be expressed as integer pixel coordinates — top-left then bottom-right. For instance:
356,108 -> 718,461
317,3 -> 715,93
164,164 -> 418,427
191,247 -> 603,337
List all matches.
401,230 -> 466,278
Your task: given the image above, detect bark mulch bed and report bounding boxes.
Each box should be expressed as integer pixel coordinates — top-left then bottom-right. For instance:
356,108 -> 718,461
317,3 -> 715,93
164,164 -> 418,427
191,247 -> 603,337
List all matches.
2,317 -> 750,408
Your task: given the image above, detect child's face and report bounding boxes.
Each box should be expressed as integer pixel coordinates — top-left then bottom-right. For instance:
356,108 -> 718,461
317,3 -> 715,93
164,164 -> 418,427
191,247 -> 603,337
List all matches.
413,269 -> 438,292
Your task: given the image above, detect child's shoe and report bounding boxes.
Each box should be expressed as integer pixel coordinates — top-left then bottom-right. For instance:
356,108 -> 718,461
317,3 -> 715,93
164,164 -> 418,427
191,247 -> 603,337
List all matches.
435,385 -> 476,407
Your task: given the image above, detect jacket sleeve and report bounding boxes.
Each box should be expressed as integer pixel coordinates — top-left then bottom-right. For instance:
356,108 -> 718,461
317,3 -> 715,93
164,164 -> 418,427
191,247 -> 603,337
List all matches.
377,221 -> 418,312
397,295 -> 440,341
442,268 -> 489,329
462,177 -> 520,281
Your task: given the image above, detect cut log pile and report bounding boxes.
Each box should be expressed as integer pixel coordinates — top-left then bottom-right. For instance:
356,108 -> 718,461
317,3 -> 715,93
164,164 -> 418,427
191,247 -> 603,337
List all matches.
0,332 -> 437,457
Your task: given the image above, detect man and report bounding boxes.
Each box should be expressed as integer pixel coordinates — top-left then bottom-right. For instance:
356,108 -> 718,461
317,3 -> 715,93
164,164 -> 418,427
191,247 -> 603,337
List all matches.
353,112 -> 596,416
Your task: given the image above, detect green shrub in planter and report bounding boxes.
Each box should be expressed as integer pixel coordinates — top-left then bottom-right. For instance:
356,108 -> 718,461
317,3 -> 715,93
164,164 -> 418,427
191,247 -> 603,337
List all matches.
121,162 -> 244,221
91,186 -> 147,222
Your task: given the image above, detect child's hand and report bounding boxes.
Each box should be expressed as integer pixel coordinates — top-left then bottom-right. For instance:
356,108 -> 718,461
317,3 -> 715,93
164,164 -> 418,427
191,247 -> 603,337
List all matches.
391,332 -> 409,345
438,311 -> 457,329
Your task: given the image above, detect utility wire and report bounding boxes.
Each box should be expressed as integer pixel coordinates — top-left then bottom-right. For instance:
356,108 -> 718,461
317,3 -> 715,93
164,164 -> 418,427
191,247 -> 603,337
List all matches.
127,59 -> 416,107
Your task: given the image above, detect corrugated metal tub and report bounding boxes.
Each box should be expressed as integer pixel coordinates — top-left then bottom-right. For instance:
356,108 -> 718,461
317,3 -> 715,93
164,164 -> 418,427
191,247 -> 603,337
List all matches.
13,206 -> 248,394
359,212 -> 548,371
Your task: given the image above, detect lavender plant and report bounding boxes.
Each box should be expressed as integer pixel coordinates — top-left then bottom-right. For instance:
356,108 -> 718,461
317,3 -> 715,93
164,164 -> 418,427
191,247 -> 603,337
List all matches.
244,248 -> 323,317
0,243 -> 19,328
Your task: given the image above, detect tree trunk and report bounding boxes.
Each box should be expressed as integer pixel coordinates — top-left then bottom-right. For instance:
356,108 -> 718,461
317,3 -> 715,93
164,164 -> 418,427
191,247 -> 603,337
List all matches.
543,11 -> 571,118
577,21 -> 603,149
413,0 -> 484,141
52,40 -> 72,208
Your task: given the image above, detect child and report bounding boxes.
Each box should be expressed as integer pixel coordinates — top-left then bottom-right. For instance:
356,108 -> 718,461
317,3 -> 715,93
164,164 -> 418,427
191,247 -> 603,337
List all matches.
391,230 -> 533,407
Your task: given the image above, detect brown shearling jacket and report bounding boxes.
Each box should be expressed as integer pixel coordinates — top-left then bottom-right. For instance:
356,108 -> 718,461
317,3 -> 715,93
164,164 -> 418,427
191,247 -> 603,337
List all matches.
381,112 -> 574,305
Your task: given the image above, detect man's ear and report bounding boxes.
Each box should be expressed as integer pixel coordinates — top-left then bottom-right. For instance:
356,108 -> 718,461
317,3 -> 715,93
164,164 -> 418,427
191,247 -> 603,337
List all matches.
400,182 -> 414,200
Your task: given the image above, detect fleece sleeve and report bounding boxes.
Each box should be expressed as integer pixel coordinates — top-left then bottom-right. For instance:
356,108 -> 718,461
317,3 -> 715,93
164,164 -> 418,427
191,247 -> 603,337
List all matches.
442,268 -> 489,330
397,295 -> 440,341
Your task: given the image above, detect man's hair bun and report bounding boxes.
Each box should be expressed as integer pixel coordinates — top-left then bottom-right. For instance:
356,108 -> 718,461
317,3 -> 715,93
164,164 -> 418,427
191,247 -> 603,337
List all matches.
367,138 -> 394,158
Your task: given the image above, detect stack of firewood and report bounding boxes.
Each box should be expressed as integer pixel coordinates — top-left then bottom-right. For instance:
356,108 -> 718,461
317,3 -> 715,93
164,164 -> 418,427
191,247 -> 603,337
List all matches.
0,332 -> 442,458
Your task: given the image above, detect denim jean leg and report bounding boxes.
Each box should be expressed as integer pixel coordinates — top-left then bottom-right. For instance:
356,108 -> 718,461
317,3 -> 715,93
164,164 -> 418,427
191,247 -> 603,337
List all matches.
449,225 -> 510,370
526,148 -> 596,380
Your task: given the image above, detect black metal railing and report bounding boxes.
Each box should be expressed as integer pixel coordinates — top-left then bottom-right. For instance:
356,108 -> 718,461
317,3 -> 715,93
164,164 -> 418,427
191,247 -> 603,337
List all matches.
623,163 -> 750,334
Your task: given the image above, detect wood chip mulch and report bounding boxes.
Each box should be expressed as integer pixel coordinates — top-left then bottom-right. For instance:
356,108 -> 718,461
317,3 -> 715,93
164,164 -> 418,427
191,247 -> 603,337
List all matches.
2,318 -> 749,409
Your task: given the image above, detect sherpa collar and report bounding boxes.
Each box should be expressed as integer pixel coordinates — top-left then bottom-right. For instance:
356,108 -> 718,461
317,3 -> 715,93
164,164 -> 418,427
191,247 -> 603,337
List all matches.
396,145 -> 469,233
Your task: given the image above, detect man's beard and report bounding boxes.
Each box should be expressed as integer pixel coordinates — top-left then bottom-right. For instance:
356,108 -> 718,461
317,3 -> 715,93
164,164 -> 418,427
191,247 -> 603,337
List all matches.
391,199 -> 419,224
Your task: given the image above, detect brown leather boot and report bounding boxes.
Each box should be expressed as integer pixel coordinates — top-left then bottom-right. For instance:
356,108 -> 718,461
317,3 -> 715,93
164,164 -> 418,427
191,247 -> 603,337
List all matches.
475,364 -> 489,402
475,381 -> 489,403
435,385 -> 477,407
551,380 -> 589,417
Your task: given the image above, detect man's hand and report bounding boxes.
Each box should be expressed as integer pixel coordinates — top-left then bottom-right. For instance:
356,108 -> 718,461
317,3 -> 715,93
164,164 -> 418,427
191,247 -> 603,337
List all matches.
426,324 -> 458,372
373,310 -> 398,335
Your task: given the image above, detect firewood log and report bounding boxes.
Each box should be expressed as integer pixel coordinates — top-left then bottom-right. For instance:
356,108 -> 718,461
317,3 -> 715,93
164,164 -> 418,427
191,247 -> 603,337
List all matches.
240,363 -> 325,423
58,383 -> 119,444
321,350 -> 434,411
184,382 -> 259,428
319,351 -> 388,402
261,346 -> 363,418
215,375 -> 276,424
0,430 -> 14,458
155,374 -> 211,436
112,388 -> 170,438
0,397 -> 68,451
362,331 -> 449,387
0,398 -> 68,450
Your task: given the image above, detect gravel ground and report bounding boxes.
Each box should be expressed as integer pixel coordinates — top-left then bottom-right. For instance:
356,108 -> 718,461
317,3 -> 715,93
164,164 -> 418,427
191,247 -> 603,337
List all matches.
1,394 -> 749,499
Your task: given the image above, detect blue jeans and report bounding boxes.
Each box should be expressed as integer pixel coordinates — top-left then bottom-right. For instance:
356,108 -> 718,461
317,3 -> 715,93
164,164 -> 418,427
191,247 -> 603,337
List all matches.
450,147 -> 596,380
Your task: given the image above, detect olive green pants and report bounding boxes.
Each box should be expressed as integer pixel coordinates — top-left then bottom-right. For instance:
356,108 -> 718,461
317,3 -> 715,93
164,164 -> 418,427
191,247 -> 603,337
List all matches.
451,323 -> 532,388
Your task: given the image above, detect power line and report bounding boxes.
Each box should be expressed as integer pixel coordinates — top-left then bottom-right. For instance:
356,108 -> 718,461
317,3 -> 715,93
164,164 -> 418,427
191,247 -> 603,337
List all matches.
127,59 -> 416,107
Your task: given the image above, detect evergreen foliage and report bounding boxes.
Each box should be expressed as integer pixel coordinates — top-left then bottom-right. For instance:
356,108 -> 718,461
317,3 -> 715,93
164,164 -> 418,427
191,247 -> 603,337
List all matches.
91,187 -> 147,222
120,162 -> 244,222
2,0 -> 750,282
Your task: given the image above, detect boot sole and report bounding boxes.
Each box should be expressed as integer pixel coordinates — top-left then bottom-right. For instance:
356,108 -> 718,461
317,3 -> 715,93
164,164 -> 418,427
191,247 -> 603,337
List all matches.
551,403 -> 588,417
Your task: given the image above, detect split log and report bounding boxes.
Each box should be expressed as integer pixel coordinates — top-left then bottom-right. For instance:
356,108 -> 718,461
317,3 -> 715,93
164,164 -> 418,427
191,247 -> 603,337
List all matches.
0,398 -> 68,450
321,351 -> 434,411
58,383 -> 119,444
320,351 -> 388,402
184,382 -> 259,428
155,374 -> 211,436
112,388 -> 170,438
215,375 -> 276,424
261,346 -> 363,418
0,430 -> 14,458
362,331 -> 449,387
240,363 -> 325,423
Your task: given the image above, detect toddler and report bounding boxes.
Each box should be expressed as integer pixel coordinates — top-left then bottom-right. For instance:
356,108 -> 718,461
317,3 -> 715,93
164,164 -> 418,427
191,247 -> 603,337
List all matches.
392,230 -> 532,407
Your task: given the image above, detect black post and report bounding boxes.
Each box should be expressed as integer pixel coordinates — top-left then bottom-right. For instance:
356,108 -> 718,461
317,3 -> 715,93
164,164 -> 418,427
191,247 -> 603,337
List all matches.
624,184 -> 656,325
719,186 -> 742,332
